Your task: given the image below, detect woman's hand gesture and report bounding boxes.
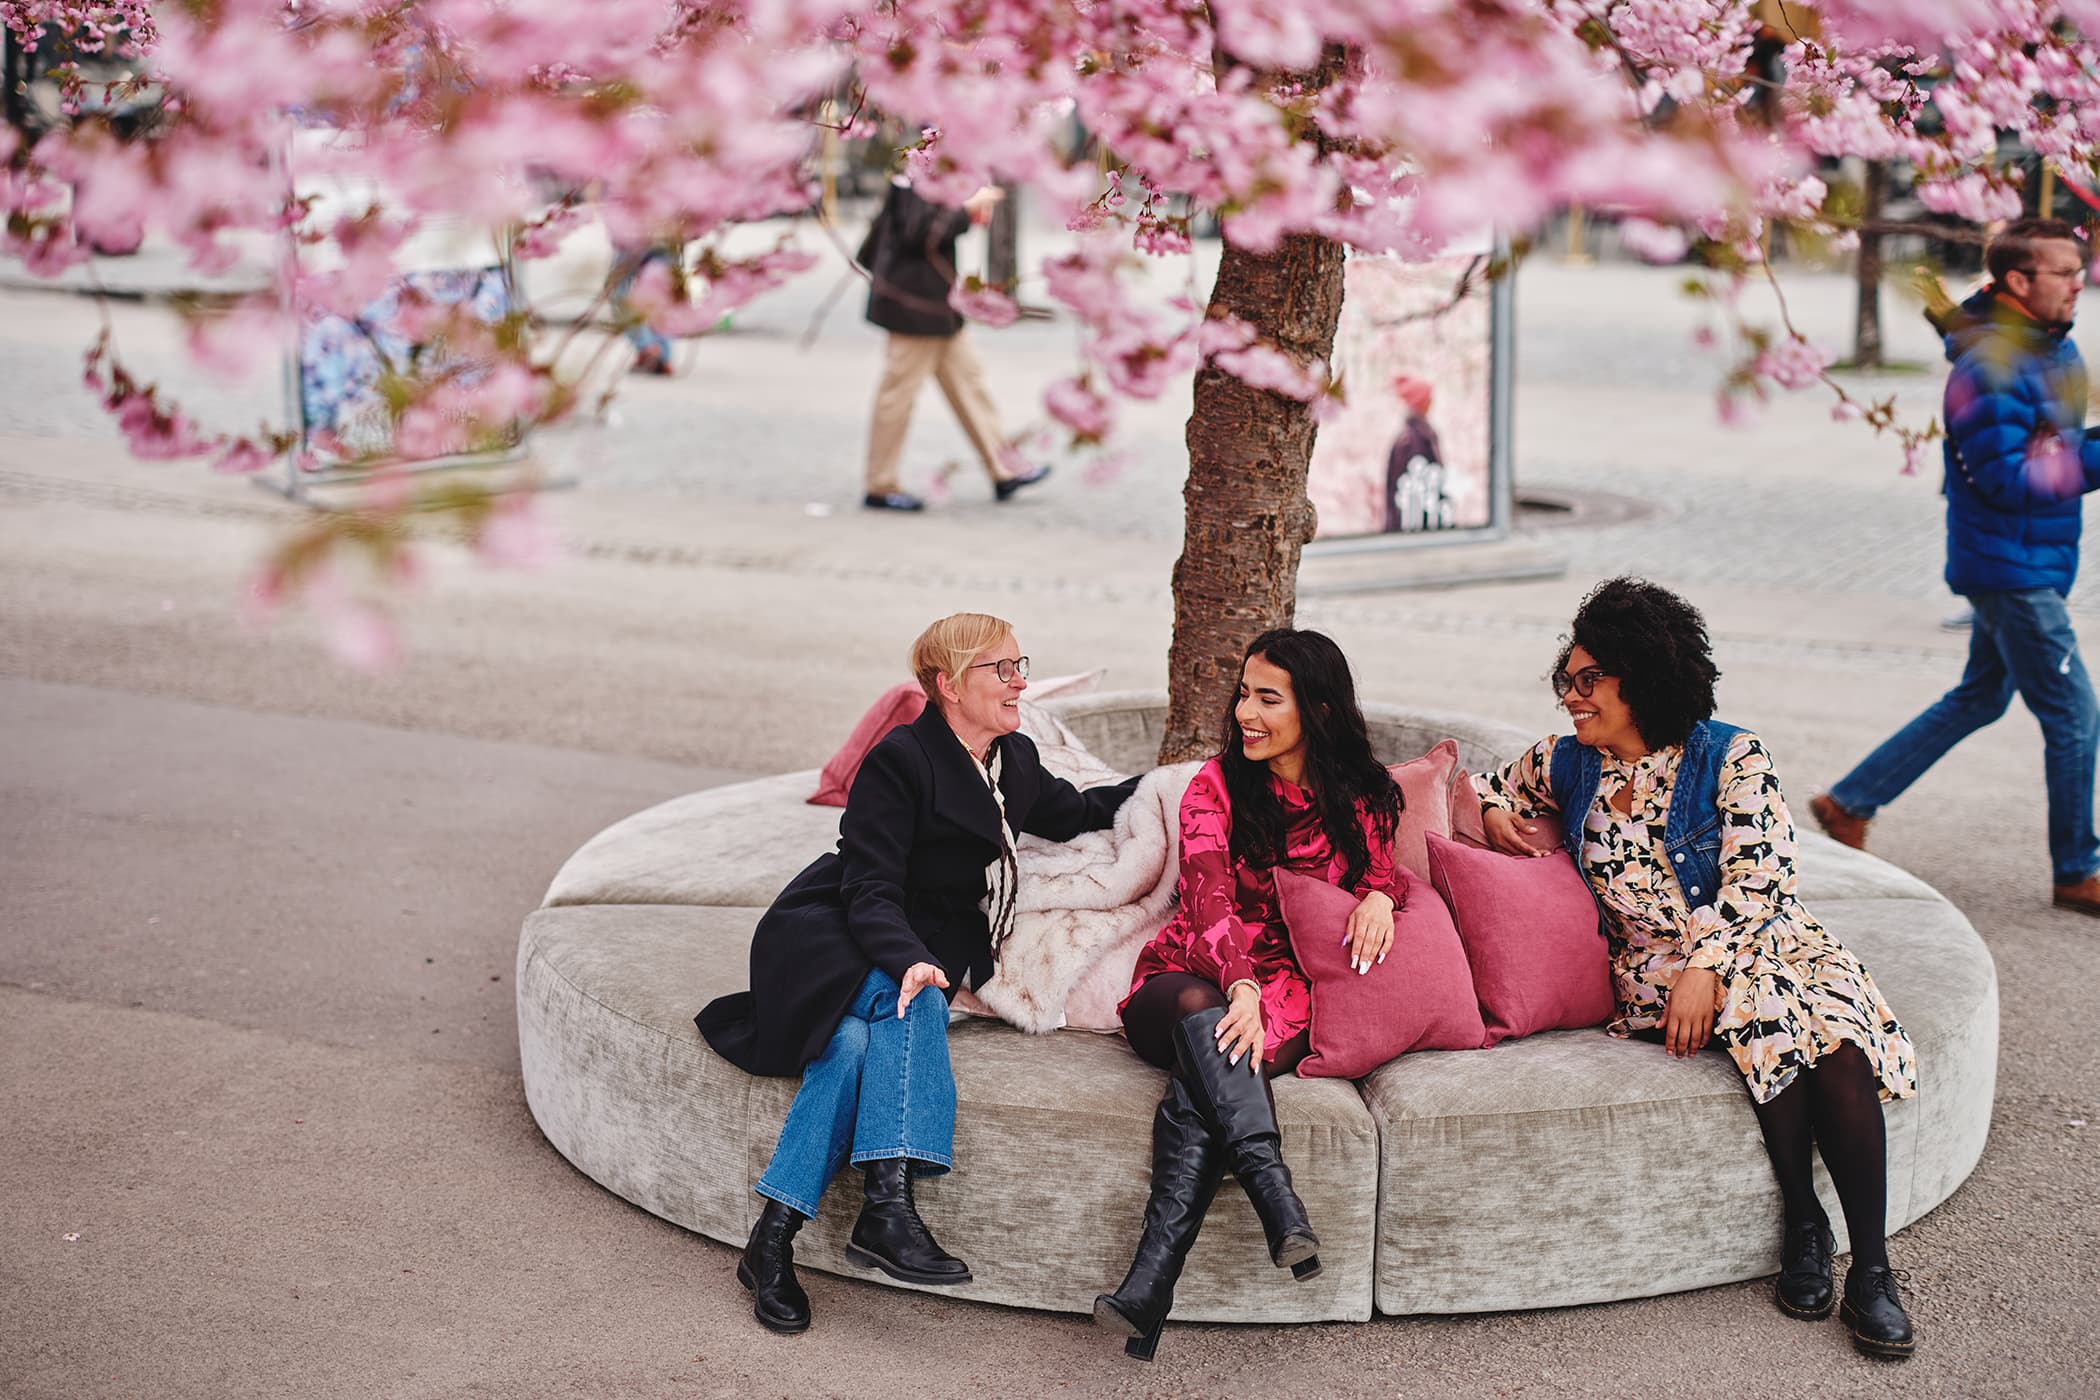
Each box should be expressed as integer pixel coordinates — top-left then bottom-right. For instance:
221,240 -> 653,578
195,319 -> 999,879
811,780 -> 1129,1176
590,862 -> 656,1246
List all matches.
896,961 -> 951,1019
1344,890 -> 1396,974
1483,806 -> 1557,858
1213,980 -> 1266,1075
1661,965 -> 1720,1057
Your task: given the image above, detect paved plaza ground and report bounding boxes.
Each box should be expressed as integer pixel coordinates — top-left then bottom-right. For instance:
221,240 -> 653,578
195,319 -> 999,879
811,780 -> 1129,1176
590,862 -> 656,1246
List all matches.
3,241 -> 2098,1398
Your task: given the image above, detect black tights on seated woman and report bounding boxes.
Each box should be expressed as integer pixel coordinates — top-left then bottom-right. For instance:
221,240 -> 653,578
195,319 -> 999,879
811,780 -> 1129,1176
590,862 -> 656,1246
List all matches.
1120,972 -> 1310,1080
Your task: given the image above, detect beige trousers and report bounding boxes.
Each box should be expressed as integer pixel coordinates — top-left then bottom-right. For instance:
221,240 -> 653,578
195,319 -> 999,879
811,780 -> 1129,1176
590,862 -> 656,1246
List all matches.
864,330 -> 1010,495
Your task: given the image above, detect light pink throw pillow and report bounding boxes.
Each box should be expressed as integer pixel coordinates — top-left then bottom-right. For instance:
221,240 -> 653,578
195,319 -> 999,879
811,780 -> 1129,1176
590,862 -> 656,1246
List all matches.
1387,739 -> 1489,882
1276,867 -> 1489,1079
1423,831 -> 1615,1046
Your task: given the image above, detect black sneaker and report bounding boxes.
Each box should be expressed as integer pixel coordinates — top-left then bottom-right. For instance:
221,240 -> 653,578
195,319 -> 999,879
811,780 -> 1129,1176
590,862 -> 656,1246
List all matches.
863,491 -> 925,512
1839,1265 -> 1916,1360
993,465 -> 1051,502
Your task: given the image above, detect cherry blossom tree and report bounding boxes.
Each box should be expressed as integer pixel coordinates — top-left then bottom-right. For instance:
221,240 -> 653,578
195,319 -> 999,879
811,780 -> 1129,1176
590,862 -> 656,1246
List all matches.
6,0 -> 2100,753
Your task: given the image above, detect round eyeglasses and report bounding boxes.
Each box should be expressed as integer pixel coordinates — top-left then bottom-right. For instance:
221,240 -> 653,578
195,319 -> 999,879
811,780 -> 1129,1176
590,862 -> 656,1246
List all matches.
1551,666 -> 1609,700
970,656 -> 1031,684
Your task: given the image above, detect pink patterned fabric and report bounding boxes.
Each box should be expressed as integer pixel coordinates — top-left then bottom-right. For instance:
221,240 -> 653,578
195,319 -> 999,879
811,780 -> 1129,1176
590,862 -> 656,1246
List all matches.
1122,758 -> 1408,1060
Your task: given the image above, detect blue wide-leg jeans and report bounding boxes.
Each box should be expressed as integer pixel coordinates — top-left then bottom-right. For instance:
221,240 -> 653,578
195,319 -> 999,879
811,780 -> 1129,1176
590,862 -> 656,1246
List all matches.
1830,586 -> 2100,884
754,966 -> 957,1218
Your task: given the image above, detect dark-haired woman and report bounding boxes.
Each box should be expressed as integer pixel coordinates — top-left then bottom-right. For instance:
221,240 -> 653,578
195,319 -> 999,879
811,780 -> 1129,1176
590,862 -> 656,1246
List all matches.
1093,628 -> 1404,1360
1477,578 -> 1920,1360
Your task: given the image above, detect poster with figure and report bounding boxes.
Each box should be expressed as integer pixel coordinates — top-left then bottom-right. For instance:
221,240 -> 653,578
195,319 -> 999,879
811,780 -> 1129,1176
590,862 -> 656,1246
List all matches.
297,265 -> 518,468
1308,253 -> 1497,541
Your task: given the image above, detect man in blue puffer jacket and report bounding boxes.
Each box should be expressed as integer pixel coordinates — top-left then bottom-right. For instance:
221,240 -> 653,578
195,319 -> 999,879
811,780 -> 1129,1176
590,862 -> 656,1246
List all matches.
1814,218 -> 2100,914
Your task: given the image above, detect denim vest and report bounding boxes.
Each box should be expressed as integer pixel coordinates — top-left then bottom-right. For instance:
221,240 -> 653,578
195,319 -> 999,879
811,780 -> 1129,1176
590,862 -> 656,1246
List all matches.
1546,719 -> 1744,915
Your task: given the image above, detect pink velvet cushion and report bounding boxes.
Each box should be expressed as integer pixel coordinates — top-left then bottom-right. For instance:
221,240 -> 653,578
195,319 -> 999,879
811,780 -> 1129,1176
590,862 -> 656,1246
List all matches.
808,682 -> 927,807
1276,867 -> 1489,1079
1423,831 -> 1615,1046
1387,739 -> 1489,882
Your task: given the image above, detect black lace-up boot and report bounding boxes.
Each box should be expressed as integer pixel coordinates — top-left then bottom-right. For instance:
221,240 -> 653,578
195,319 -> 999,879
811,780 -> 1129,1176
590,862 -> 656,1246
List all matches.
1170,1006 -> 1320,1276
1093,1078 -> 1226,1361
735,1198 -> 811,1335
844,1159 -> 972,1285
1775,1217 -> 1835,1319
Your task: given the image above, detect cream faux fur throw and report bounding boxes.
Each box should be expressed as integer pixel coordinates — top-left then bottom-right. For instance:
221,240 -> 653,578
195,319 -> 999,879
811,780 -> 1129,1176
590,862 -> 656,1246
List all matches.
973,760 -> 1203,1034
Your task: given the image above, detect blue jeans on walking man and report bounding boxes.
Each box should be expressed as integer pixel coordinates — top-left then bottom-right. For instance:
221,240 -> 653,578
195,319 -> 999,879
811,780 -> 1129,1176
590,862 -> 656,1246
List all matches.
756,965 -> 956,1217
1830,587 -> 2100,885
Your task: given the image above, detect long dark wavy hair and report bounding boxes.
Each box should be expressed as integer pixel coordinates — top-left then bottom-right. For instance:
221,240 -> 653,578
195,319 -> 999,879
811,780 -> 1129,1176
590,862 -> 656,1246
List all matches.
1215,628 -> 1402,889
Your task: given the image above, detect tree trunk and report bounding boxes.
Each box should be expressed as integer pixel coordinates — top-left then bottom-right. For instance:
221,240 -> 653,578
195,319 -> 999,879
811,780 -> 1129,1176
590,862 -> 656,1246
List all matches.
1854,161 -> 1887,370
986,181 -> 1019,289
1159,229 -> 1347,763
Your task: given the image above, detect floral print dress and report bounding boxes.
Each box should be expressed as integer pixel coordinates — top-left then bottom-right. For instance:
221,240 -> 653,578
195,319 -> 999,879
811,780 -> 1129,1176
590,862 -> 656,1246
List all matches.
1123,759 -> 1409,1060
1479,732 -> 1916,1105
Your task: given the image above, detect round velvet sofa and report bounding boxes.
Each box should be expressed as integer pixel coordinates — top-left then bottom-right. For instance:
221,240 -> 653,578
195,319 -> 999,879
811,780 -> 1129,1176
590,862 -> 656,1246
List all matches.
515,692 -> 1998,1322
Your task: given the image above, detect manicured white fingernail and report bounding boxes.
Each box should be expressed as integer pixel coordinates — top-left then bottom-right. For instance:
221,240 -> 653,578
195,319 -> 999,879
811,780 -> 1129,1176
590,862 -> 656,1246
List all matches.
1358,962 -> 1368,976
1229,1051 -> 1241,1066
1378,952 -> 1387,964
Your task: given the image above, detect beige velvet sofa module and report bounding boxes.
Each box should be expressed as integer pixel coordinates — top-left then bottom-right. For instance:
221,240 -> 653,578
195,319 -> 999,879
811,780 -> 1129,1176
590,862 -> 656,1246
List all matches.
518,692 -> 1998,1323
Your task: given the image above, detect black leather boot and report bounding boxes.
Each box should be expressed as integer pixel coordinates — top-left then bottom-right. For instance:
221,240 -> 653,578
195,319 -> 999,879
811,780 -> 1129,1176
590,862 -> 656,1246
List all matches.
1093,1079 -> 1226,1362
735,1198 -> 811,1335
1171,1006 -> 1320,1277
1774,1217 -> 1835,1319
1839,1264 -> 1916,1359
844,1159 -> 972,1285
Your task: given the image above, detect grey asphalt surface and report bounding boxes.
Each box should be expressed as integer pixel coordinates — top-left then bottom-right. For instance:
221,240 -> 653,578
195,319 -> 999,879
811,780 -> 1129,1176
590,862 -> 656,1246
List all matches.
3,241 -> 2097,1399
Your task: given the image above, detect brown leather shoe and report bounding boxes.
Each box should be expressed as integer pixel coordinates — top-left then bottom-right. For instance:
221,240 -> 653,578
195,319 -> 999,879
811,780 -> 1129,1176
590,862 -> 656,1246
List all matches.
2052,875 -> 2100,916
1809,793 -> 1869,850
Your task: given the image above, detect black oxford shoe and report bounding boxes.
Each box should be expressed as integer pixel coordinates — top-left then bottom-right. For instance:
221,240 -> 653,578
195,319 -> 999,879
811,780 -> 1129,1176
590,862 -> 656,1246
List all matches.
1839,1265 -> 1916,1360
1774,1218 -> 1835,1319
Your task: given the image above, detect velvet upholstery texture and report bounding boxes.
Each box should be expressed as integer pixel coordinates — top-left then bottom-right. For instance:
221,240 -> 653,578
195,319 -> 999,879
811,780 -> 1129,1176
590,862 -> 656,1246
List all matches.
1425,832 -> 1616,1044
518,692 -> 1999,1322
1275,867 -> 1488,1078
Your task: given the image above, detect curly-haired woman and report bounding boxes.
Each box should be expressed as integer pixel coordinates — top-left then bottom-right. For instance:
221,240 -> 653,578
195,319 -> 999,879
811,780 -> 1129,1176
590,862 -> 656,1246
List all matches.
1093,628 -> 1405,1360
1477,577 -> 1919,1359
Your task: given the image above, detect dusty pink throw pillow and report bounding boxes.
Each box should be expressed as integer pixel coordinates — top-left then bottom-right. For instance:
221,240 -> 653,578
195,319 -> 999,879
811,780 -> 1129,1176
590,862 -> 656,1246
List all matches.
1424,831 -> 1615,1045
1276,867 -> 1489,1079
808,682 -> 927,807
1387,739 -> 1489,882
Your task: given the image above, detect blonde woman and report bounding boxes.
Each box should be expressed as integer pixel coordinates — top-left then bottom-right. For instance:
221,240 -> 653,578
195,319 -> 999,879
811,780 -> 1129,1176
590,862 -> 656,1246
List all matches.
697,613 -> 1136,1334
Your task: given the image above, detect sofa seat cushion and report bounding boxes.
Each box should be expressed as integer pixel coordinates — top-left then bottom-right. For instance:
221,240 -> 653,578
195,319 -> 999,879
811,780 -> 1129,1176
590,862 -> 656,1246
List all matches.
518,902 -> 1378,1322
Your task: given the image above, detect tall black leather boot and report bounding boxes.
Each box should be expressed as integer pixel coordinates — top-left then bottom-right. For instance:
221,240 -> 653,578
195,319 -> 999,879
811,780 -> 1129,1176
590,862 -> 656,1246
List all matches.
844,1159 -> 972,1285
1092,1078 -> 1226,1362
735,1198 -> 811,1335
1171,1005 -> 1321,1277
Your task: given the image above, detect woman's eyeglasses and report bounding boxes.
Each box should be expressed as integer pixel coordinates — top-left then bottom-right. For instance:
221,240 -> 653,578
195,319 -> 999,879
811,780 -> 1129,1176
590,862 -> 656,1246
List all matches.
970,656 -> 1031,683
1551,666 -> 1609,699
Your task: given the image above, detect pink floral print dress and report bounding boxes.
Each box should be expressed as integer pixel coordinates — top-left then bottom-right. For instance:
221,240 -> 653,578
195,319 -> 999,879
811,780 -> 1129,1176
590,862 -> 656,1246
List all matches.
1479,731 -> 1917,1105
1122,758 -> 1409,1060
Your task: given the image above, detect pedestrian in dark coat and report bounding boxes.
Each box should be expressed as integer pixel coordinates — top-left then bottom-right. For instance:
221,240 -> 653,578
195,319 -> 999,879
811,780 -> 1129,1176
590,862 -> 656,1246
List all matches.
697,612 -> 1136,1336
854,177 -> 1050,511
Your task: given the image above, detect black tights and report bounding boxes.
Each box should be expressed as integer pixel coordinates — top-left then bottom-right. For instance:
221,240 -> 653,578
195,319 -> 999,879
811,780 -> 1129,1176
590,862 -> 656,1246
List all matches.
1751,1041 -> 1890,1271
1121,972 -> 1309,1080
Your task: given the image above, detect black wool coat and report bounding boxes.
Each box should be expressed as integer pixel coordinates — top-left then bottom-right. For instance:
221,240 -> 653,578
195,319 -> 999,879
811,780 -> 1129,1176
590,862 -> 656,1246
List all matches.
695,705 -> 1138,1078
861,181 -> 970,339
